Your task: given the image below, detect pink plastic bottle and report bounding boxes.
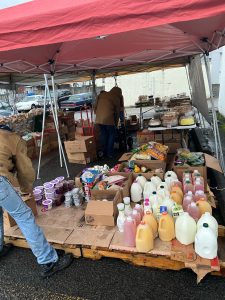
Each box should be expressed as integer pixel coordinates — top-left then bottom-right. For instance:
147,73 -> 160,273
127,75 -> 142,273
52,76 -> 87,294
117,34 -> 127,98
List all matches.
123,216 -> 137,247
183,196 -> 193,212
194,178 -> 204,193
194,190 -> 207,202
187,202 -> 200,221
183,171 -> 192,185
192,170 -> 201,181
171,180 -> 183,190
132,209 -> 141,226
183,180 -> 194,194
134,204 -> 144,218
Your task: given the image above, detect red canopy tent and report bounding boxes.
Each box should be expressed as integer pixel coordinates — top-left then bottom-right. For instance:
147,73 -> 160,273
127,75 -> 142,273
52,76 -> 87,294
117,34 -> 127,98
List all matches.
0,0 -> 224,176
0,0 -> 225,75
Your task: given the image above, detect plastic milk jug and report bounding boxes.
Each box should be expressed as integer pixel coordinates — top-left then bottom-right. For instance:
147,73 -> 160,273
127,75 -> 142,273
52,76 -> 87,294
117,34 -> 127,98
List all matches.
157,186 -> 170,202
134,204 -> 144,218
136,221 -> 154,252
183,195 -> 193,211
170,191 -> 182,205
161,197 -> 175,215
157,180 -> 169,190
196,199 -> 212,216
123,216 -> 136,247
132,209 -> 141,226
151,175 -> 162,188
149,191 -> 160,206
123,197 -> 133,216
187,202 -> 200,221
143,179 -> 156,199
158,212 -> 175,241
117,203 -> 126,232
131,181 -> 142,203
183,180 -> 194,194
197,212 -> 218,237
171,180 -> 183,190
175,212 -> 196,245
165,171 -> 178,180
195,223 -> 218,259
142,211 -> 158,238
165,174 -> 175,191
171,186 -> 183,198
194,190 -> 207,202
136,175 -> 147,190
194,178 -> 204,193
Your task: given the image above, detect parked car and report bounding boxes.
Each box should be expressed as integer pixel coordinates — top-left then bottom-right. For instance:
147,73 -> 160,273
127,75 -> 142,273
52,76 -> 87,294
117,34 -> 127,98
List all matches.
58,92 -> 93,110
16,95 -> 46,111
0,101 -> 14,118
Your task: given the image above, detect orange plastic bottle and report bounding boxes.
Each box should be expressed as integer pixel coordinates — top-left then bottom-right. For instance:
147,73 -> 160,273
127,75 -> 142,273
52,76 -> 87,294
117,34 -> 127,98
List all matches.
170,191 -> 182,205
158,211 -> 175,241
196,198 -> 212,216
136,221 -> 154,252
142,211 -> 158,239
171,186 -> 183,198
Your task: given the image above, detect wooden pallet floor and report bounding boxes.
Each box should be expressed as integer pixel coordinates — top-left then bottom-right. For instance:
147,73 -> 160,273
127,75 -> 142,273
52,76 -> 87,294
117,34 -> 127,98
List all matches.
4,205 -> 225,282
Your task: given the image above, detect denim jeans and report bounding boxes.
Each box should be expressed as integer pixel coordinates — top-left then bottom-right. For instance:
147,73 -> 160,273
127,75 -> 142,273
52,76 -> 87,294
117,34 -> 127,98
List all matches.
99,124 -> 116,157
0,176 -> 58,265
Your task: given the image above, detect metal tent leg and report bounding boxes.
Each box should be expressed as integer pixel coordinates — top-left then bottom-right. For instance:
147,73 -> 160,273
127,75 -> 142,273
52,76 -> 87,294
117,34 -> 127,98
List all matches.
51,75 -> 62,167
36,86 -> 47,179
44,74 -> 70,178
204,54 -> 225,174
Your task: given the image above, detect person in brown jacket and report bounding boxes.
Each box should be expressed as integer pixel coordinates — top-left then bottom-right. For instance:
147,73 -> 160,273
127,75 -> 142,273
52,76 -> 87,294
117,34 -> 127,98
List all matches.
0,124 -> 73,278
95,87 -> 123,158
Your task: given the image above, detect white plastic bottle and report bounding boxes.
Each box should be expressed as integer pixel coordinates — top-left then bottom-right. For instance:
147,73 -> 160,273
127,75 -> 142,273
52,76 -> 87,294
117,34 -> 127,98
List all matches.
136,175 -> 147,190
175,212 -> 196,245
117,203 -> 126,232
195,223 -> 218,259
197,212 -> 218,237
123,197 -> 133,216
165,171 -> 178,180
131,181 -> 142,203
143,179 -> 156,199
157,185 -> 170,202
151,175 -> 162,187
161,197 -> 175,215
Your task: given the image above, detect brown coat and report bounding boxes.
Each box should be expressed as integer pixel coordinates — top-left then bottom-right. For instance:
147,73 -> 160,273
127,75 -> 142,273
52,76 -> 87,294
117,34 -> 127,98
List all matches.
0,129 -> 35,193
95,87 -> 123,126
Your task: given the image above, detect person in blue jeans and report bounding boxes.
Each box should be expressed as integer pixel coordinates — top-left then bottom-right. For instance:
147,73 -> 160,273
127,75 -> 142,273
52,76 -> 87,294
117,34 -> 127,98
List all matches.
95,87 -> 123,158
0,125 -> 73,278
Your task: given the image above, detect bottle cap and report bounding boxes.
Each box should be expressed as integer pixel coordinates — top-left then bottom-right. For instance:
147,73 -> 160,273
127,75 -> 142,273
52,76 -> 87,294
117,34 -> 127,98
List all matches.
146,211 -> 151,215
187,191 -> 193,195
167,174 -> 171,177
160,185 -> 164,189
147,179 -> 152,182
140,221 -> 145,225
203,223 -> 209,228
152,191 -> 157,195
162,211 -> 168,215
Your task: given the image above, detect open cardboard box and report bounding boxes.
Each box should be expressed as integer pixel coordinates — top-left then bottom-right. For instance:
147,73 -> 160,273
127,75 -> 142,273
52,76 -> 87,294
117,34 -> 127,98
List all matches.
91,173 -> 132,198
116,161 -> 165,180
118,152 -> 167,177
85,191 -> 122,226
172,153 -> 223,191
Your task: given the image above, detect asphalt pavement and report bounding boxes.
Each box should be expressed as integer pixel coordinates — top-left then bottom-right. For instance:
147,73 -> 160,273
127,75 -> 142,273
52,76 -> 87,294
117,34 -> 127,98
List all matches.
2,151 -> 225,300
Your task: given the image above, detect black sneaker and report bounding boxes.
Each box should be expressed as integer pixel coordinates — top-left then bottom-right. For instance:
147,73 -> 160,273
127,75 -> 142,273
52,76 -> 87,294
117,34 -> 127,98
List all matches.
0,244 -> 13,258
40,253 -> 73,279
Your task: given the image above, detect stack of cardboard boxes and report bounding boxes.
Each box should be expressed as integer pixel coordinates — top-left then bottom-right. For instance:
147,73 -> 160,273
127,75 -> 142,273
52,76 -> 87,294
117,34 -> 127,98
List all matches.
64,135 -> 97,164
153,129 -> 183,154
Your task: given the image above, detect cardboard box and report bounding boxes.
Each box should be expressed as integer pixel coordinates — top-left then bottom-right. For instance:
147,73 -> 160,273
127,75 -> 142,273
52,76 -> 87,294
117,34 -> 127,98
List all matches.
32,132 -> 50,147
91,173 -> 132,198
172,154 -> 208,188
64,136 -> 95,153
118,153 -> 167,176
137,131 -> 154,144
35,143 -> 50,156
118,161 -> 165,179
85,191 -> 122,226
4,194 -> 38,227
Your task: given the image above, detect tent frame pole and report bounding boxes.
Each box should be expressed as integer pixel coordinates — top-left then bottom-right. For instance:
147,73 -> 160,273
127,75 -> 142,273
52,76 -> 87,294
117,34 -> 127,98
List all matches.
37,74 -> 70,179
91,70 -> 97,106
51,74 -> 62,167
203,54 -> 225,174
44,74 -> 70,178
36,85 -> 47,179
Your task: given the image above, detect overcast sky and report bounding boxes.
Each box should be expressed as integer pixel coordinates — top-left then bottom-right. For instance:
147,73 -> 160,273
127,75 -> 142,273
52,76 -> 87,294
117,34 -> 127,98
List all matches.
0,0 -> 32,10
